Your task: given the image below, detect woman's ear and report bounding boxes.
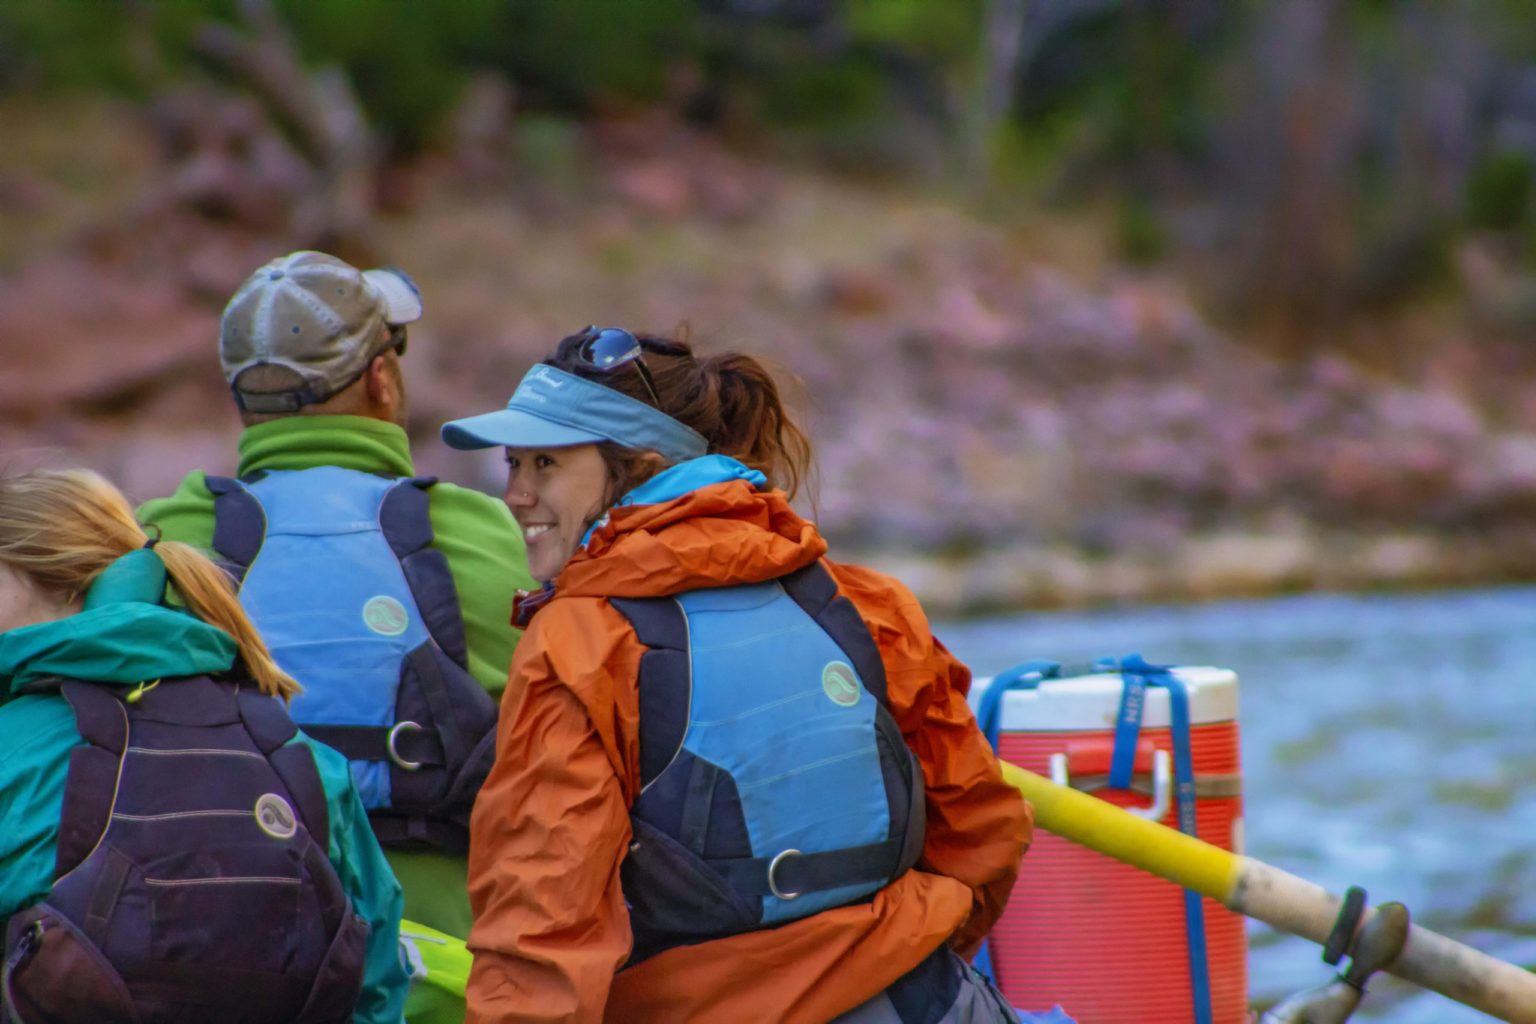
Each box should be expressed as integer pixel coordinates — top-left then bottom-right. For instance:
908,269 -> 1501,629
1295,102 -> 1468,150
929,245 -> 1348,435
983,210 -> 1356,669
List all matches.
637,451 -> 669,477
628,451 -> 672,496
601,450 -> 672,509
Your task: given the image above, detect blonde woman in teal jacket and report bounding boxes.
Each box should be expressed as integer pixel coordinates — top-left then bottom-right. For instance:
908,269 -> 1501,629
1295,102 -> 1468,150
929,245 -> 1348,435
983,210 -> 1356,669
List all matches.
0,469 -> 409,1024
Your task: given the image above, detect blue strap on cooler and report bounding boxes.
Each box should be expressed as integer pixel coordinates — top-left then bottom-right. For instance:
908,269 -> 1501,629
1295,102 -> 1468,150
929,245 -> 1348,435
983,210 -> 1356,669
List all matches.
1098,652 -> 1213,1024
972,659 -> 1061,987
976,659 -> 1062,752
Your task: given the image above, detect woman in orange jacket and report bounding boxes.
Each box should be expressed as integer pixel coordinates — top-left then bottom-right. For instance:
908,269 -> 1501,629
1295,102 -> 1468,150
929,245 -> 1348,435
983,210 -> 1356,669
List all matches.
443,327 -> 1045,1024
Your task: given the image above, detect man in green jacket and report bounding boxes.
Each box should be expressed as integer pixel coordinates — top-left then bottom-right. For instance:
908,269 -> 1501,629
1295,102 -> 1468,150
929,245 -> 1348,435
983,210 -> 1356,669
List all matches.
139,251 -> 534,955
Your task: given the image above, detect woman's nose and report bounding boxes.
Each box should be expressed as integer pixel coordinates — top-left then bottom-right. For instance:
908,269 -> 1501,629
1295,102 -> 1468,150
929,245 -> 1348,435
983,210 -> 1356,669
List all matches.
504,477 -> 534,508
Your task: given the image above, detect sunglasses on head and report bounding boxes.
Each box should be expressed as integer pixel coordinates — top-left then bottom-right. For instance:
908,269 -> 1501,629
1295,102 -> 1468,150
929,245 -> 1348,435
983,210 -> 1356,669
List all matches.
574,326 -> 661,407
385,323 -> 408,358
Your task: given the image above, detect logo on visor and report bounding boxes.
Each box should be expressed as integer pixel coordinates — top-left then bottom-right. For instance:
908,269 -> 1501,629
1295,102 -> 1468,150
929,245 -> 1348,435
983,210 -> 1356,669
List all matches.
518,366 -> 565,403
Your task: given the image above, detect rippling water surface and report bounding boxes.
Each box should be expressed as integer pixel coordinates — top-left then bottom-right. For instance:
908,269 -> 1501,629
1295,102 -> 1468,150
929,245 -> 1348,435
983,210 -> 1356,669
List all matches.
935,584 -> 1536,1021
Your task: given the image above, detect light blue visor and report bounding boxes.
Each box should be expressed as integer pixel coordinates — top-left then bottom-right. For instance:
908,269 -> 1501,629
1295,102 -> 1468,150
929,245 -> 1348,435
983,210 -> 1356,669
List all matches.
440,364 -> 709,463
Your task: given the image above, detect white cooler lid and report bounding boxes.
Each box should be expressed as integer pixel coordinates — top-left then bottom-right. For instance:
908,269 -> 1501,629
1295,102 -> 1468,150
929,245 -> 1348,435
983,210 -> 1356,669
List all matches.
968,665 -> 1238,731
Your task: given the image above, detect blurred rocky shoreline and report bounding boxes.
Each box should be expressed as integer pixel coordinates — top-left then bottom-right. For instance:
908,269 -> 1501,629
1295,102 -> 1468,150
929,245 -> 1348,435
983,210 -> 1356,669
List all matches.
5,94 -> 1536,617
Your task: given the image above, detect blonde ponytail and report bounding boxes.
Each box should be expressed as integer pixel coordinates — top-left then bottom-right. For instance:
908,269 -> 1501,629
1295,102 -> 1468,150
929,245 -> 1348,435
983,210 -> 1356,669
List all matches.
153,540 -> 301,702
0,469 -> 299,702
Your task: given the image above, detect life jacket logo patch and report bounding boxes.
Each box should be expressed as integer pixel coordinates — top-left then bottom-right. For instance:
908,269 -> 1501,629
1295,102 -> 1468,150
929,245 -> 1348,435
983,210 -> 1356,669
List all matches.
362,595 -> 409,636
821,660 -> 861,706
255,793 -> 298,839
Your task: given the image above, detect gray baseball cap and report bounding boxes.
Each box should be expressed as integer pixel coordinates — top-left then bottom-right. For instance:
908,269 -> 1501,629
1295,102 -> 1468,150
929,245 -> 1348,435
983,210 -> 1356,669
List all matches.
220,250 -> 423,414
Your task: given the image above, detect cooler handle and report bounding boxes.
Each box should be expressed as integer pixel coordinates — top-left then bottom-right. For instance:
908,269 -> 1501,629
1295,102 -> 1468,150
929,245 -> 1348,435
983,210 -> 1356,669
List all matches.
1049,748 -> 1173,822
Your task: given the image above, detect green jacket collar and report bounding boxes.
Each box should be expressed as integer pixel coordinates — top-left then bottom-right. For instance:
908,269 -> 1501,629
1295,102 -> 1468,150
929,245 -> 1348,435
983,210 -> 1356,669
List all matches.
237,415 -> 415,479
0,550 -> 237,702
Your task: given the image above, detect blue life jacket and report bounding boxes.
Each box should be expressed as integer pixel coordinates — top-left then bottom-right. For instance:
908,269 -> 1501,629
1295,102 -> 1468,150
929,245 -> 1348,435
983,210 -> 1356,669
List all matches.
205,467 -> 497,853
2,676 -> 368,1024
611,561 -> 927,963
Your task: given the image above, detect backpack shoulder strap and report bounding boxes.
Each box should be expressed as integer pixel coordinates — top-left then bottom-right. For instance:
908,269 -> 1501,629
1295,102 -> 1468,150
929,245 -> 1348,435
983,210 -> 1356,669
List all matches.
205,474 -> 266,585
53,682 -> 130,878
235,687 -> 331,851
779,561 -> 890,707
379,476 -> 471,671
608,595 -> 690,788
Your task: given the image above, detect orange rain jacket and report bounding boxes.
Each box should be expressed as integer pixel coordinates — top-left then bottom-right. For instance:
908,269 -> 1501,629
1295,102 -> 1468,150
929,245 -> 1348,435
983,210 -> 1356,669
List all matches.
465,479 -> 1032,1024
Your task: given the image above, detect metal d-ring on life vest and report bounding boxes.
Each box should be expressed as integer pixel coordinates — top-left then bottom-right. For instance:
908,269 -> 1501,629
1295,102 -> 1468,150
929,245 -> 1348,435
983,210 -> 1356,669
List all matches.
205,467 -> 497,853
2,676 -> 368,1024
611,561 -> 927,964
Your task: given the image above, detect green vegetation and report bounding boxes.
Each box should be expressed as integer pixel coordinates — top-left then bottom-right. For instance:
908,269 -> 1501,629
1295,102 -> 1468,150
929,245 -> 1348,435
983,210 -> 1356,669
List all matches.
11,0 -> 1536,330
1467,151 -> 1535,233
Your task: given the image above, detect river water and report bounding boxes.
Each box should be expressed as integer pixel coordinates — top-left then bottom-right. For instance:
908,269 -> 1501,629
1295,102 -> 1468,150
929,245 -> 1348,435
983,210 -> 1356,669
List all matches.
935,584 -> 1536,1022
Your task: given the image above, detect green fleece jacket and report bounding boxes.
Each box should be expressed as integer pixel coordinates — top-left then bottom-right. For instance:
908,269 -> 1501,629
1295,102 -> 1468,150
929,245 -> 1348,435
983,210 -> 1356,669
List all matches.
137,415 -> 534,941
0,550 -> 410,1024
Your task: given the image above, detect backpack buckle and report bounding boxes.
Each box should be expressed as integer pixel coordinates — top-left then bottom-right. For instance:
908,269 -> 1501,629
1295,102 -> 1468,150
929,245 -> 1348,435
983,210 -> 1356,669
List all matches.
387,721 -> 424,770
767,848 -> 803,900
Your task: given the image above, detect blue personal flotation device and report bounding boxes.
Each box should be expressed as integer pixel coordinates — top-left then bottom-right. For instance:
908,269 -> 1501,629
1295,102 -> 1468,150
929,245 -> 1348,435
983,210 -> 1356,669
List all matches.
206,467 -> 497,852
2,676 -> 368,1024
610,561 -> 927,963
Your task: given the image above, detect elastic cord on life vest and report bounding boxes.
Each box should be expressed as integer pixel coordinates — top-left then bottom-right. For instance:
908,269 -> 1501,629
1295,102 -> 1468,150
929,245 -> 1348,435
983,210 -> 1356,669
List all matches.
125,678 -> 161,704
1106,654 -> 1213,1024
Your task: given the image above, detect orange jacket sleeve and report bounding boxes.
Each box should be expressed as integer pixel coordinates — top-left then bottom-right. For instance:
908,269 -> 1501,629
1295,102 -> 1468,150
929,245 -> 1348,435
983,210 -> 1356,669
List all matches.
465,604 -> 640,1024
829,561 -> 1032,956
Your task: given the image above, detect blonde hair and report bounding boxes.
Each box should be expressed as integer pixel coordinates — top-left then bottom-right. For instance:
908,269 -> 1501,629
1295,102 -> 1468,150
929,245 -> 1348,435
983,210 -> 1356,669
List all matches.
0,469 -> 299,702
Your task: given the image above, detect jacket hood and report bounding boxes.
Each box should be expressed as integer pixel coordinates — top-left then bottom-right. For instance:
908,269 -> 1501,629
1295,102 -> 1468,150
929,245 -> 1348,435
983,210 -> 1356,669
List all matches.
0,549 -> 237,703
553,478 -> 828,600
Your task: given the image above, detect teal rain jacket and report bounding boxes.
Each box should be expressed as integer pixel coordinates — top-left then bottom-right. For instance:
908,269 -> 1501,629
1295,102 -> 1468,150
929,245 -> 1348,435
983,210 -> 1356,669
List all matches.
0,549 -> 411,1024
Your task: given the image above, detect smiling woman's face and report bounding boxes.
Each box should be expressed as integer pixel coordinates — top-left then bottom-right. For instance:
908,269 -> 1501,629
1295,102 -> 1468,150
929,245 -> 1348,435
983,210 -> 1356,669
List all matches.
502,444 -> 612,583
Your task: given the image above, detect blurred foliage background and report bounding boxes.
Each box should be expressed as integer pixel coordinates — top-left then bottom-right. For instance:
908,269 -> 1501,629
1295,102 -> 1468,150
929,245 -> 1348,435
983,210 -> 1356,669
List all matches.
6,0 -> 1536,611
13,0 -> 1536,329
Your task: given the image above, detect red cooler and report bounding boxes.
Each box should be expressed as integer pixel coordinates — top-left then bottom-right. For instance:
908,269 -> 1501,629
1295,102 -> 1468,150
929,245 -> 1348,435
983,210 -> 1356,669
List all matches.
980,666 -> 1247,1024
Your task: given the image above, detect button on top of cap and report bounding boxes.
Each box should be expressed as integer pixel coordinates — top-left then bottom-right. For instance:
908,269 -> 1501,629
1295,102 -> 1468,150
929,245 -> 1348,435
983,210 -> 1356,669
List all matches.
269,270 -> 285,280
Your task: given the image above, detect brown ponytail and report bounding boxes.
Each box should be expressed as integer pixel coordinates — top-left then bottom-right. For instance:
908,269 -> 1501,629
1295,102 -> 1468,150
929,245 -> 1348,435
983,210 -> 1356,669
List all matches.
547,326 -> 814,500
0,469 -> 300,702
701,351 -> 813,500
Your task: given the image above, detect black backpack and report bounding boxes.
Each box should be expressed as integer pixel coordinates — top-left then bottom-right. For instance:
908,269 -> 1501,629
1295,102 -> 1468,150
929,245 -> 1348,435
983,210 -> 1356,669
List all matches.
2,676 -> 368,1024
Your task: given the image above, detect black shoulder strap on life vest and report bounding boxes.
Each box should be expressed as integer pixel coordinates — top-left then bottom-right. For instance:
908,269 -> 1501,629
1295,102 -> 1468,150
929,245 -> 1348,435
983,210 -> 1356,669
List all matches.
379,476 -> 470,672
235,684 -> 331,849
608,592 -> 691,788
778,561 -> 890,707
52,683 -> 129,879
205,474 -> 266,587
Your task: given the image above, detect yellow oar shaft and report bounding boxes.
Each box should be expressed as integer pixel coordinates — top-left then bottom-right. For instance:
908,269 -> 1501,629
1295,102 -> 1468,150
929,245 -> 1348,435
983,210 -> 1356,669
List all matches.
1000,761 -> 1239,898
1001,761 -> 1536,1023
